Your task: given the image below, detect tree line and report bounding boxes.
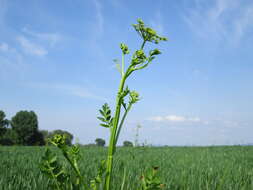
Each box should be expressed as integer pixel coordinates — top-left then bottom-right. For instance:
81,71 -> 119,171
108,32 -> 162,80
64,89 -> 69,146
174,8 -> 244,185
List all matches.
0,110 -> 73,146
0,110 -> 134,147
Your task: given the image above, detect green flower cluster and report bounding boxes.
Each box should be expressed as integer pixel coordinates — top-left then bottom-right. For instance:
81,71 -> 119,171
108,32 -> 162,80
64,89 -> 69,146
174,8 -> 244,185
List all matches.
133,18 -> 167,44
51,134 -> 66,148
120,43 -> 130,54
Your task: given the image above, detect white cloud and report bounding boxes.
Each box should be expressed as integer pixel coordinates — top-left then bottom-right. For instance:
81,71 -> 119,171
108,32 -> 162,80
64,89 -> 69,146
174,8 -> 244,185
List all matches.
17,35 -> 47,56
165,115 -> 186,122
183,0 -> 253,44
148,115 -> 201,123
148,116 -> 164,122
0,42 -> 9,52
22,27 -> 62,47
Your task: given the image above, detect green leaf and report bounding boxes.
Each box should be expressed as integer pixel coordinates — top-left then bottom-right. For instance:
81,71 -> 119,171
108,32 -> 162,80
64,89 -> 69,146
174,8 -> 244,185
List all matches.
106,109 -> 111,116
98,103 -> 112,128
99,110 -> 105,117
106,115 -> 111,121
100,124 -> 109,128
97,117 -> 106,122
149,49 -> 161,56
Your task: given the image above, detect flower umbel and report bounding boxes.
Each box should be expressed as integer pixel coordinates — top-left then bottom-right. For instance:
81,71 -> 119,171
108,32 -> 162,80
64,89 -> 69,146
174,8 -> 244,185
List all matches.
132,18 -> 167,44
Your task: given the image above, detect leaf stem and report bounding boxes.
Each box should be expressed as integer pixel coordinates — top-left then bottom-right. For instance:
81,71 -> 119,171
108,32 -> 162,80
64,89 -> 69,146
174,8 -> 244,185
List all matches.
62,151 -> 83,184
115,103 -> 132,147
141,40 -> 146,50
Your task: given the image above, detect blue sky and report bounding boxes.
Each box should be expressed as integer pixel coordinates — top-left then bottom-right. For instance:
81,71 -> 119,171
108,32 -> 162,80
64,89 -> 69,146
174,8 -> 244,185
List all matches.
1,0 -> 253,145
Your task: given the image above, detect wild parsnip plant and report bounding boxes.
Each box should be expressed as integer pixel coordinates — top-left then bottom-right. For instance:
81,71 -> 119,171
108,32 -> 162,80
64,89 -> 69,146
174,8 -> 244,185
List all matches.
98,18 -> 167,190
39,19 -> 167,190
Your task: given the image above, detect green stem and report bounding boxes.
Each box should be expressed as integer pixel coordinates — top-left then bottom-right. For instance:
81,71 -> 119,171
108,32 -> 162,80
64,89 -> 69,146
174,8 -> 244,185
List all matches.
104,39 -> 147,190
121,53 -> 125,76
105,75 -> 126,190
141,40 -> 146,50
115,103 -> 132,147
62,151 -> 83,184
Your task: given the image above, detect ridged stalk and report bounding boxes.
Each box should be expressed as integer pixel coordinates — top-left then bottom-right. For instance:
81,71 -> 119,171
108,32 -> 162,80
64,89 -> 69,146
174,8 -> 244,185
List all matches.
104,74 -> 126,190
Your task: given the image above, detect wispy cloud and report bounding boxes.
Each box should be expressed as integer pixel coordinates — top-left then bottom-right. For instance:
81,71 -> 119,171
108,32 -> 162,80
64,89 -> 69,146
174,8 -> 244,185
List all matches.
86,0 -> 105,59
234,5 -> 253,42
148,115 -> 201,123
16,27 -> 63,57
93,0 -> 104,37
17,35 -> 48,56
183,0 -> 253,44
33,83 -> 107,102
0,44 -> 25,81
22,27 -> 62,47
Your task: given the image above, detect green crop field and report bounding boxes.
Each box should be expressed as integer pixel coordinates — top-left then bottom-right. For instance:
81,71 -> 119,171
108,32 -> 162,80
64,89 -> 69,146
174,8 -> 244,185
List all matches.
0,146 -> 252,190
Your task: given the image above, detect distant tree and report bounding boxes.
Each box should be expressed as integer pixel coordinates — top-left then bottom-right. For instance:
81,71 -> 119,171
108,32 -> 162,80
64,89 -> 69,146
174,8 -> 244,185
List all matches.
0,128 -> 17,145
29,130 -> 45,146
48,130 -> 73,146
40,130 -> 50,145
95,138 -> 106,147
123,140 -> 133,147
40,130 -> 49,138
11,110 -> 39,145
0,110 -> 9,137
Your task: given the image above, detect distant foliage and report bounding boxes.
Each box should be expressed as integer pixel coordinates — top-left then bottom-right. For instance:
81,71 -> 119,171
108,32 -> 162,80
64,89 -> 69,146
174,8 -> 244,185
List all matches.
0,110 -> 73,146
0,110 -> 9,137
123,140 -> 133,147
95,138 -> 106,147
11,110 -> 39,145
0,128 -> 17,145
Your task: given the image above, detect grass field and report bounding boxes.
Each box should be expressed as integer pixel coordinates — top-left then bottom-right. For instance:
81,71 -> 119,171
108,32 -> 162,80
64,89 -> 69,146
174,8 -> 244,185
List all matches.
0,146 -> 252,190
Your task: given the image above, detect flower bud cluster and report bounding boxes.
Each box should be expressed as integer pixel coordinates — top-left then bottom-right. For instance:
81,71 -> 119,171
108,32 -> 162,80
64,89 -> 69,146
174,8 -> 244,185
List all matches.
132,18 -> 167,44
129,91 -> 140,104
120,43 -> 129,54
51,134 -> 66,148
131,49 -> 147,66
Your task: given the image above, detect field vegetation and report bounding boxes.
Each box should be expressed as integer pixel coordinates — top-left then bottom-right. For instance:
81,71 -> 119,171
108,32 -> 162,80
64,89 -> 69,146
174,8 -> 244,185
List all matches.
0,146 -> 252,190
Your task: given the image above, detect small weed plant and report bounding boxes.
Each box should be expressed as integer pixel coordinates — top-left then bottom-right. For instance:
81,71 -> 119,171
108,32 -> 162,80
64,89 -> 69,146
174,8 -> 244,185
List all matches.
40,19 -> 167,190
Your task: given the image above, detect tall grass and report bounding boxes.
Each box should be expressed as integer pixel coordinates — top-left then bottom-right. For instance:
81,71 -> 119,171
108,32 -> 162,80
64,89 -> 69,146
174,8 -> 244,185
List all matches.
0,146 -> 252,190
